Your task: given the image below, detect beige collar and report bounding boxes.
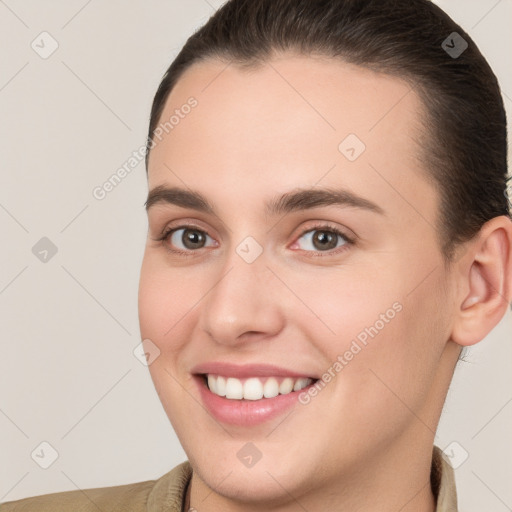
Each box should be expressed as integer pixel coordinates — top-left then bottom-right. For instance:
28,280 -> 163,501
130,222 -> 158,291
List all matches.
432,445 -> 459,511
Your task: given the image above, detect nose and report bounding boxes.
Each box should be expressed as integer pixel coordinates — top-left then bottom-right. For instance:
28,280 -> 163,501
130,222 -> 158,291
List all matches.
199,247 -> 285,347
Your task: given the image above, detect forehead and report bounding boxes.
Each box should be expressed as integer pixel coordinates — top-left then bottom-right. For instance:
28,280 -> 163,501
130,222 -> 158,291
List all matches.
147,54 -> 436,227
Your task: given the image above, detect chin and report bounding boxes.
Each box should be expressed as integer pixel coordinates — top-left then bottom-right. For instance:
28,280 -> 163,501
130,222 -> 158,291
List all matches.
192,458 -> 315,507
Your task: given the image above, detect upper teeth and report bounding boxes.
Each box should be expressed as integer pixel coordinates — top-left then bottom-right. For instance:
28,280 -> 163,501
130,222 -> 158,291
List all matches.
206,375 -> 313,400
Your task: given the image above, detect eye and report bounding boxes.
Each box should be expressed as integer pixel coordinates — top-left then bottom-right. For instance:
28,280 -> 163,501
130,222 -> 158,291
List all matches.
154,222 -> 354,258
292,224 -> 354,256
156,225 -> 217,255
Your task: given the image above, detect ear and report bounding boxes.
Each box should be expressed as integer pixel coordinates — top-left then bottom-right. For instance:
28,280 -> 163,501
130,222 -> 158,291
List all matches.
450,215 -> 512,347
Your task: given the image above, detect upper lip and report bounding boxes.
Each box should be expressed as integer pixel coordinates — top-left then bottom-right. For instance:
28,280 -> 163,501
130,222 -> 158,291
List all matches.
191,362 -> 318,379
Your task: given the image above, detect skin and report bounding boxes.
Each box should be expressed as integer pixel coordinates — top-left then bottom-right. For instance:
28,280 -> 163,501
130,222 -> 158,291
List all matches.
138,54 -> 512,511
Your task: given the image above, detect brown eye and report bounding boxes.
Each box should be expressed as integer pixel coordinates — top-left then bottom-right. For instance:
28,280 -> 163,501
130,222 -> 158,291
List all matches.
162,226 -> 215,253
311,230 -> 339,250
180,229 -> 207,249
294,225 -> 353,254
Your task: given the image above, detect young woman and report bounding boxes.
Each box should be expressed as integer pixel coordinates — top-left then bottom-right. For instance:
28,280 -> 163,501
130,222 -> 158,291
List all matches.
2,0 -> 510,511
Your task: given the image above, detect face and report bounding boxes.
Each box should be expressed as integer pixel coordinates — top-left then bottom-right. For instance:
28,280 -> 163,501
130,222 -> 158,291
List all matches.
138,54 -> 459,504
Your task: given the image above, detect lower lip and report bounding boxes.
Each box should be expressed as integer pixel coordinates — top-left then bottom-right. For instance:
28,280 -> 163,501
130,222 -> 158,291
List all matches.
194,375 -> 317,426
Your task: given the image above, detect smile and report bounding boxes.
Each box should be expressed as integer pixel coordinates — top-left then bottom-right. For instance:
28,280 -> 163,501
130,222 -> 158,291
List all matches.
205,374 -> 314,400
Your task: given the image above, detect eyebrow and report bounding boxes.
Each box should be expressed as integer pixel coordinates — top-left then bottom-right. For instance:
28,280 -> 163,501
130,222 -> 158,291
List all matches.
144,185 -> 385,217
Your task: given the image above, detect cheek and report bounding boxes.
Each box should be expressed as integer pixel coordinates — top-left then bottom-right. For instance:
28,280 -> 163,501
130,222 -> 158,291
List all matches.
138,255 -> 211,421
138,255 -> 202,349
292,261 -> 448,418
288,263 -> 402,356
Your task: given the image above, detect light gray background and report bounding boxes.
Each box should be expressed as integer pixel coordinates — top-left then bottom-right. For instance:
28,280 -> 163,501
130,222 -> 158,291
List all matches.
0,0 -> 510,510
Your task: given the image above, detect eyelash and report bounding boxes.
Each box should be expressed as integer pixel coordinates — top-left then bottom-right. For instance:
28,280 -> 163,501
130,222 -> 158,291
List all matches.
154,223 -> 355,258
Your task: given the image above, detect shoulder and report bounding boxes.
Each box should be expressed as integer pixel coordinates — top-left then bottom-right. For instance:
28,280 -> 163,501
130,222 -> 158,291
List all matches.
0,479 -> 155,512
0,462 -> 192,512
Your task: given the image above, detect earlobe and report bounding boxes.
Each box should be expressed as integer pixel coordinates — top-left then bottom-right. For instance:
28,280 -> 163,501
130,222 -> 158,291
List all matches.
450,216 -> 512,347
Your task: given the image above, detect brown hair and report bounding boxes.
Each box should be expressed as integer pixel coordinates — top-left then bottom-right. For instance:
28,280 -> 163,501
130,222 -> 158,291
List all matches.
145,0 -> 510,262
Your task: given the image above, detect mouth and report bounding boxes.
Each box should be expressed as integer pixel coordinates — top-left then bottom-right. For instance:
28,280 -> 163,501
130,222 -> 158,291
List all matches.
200,374 -> 318,400
192,372 -> 320,426
190,361 -> 321,426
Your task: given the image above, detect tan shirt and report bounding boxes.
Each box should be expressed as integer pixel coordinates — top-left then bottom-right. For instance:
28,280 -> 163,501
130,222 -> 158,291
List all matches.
0,445 -> 457,511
